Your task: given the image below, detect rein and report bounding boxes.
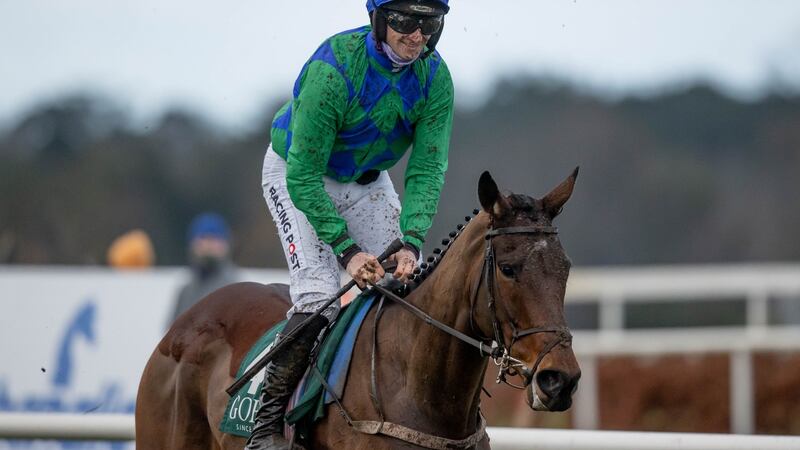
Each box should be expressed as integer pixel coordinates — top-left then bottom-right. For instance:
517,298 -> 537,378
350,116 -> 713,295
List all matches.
313,291 -> 489,450
315,219 -> 572,449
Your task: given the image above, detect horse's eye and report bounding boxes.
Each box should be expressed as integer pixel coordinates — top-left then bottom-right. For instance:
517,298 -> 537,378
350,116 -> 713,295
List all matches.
499,264 -> 515,278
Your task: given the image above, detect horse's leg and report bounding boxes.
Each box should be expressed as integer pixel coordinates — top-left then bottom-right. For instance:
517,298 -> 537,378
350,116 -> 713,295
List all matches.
206,341 -> 248,449
136,350 -> 215,449
139,348 -> 224,449
136,349 -> 174,449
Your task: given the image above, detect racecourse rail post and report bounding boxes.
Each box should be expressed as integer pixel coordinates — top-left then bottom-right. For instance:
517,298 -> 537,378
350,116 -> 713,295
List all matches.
226,238 -> 404,396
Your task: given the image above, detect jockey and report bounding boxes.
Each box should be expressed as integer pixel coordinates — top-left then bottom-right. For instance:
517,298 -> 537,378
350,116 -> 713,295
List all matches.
248,0 -> 453,448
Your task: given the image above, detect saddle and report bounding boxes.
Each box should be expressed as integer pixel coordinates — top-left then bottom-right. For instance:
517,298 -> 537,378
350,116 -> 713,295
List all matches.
220,291 -> 380,439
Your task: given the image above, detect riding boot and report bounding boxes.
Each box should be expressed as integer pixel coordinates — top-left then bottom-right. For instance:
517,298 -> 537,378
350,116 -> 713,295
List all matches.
245,312 -> 329,450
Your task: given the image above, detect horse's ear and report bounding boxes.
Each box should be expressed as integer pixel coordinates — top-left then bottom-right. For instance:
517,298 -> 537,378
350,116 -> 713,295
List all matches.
478,171 -> 511,218
542,166 -> 579,218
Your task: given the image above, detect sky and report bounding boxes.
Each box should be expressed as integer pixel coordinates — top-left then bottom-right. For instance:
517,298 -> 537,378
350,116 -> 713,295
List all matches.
2,0 -> 800,131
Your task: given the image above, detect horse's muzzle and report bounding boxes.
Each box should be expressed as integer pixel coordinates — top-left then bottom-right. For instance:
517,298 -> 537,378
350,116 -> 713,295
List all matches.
528,369 -> 580,411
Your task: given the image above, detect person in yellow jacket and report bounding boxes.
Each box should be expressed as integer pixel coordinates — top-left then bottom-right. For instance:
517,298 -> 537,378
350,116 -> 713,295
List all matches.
106,229 -> 155,269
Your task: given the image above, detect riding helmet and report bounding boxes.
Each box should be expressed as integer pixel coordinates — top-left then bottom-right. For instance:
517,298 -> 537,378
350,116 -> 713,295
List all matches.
366,0 -> 450,58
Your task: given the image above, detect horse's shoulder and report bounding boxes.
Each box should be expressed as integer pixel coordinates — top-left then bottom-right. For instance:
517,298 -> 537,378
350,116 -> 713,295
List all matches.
159,282 -> 291,375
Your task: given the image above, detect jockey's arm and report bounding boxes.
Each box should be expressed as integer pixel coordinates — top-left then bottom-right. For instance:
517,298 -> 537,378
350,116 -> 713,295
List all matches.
401,59 -> 454,251
284,60 -> 386,286
284,61 -> 356,258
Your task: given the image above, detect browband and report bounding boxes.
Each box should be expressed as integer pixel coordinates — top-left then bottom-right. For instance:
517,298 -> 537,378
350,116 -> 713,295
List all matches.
485,226 -> 558,238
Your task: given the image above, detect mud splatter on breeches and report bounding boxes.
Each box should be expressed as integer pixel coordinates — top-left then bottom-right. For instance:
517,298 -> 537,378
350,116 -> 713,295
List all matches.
261,147 -> 401,320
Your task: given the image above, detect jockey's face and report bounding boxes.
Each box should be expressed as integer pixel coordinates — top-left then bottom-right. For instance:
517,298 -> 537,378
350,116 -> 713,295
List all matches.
385,26 -> 430,61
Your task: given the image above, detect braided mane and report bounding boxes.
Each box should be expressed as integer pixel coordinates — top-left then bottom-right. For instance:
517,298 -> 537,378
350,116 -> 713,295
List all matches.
406,208 -> 481,290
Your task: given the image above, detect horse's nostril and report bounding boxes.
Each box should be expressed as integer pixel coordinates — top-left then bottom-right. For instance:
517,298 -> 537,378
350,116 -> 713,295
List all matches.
536,370 -> 566,399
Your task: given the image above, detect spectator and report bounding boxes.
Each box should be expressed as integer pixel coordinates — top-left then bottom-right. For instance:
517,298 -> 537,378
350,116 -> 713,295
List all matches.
171,212 -> 239,323
107,229 -> 155,269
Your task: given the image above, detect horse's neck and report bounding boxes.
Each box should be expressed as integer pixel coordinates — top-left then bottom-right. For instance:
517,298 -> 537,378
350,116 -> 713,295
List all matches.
383,216 -> 490,433
408,215 -> 487,328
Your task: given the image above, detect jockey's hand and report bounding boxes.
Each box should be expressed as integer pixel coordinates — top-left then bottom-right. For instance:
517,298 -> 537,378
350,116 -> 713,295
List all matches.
346,252 -> 385,289
389,248 -> 417,282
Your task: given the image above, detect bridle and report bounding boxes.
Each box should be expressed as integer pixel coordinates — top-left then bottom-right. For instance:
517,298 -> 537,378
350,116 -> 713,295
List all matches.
368,220 -> 574,389
471,223 -> 574,389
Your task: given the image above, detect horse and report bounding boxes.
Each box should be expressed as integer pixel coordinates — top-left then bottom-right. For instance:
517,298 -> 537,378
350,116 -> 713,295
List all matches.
136,169 -> 581,449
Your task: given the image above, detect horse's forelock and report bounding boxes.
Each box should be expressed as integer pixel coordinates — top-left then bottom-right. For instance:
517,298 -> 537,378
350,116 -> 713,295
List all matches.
503,193 -> 548,224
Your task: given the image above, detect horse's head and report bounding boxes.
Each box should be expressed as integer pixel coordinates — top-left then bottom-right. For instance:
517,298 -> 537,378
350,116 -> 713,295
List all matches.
475,169 -> 581,412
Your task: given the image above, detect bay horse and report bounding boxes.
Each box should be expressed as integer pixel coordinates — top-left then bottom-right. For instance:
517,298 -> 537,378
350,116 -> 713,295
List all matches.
136,170 -> 581,449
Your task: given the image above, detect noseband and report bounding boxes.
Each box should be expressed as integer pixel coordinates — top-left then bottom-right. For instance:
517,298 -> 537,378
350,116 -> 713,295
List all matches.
472,224 -> 573,389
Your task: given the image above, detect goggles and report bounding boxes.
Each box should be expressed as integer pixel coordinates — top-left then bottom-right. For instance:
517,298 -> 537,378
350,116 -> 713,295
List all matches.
382,10 -> 443,35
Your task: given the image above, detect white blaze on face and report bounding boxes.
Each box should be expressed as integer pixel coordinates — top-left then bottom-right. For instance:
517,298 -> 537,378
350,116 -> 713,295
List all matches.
523,239 -> 548,261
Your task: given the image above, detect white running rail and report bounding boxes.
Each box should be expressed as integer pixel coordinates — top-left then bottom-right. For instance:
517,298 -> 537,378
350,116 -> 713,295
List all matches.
488,427 -> 800,450
564,263 -> 800,434
0,413 -> 134,440
2,414 -> 800,449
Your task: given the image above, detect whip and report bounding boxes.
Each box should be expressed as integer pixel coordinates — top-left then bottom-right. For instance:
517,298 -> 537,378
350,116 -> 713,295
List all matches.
225,238 -> 404,396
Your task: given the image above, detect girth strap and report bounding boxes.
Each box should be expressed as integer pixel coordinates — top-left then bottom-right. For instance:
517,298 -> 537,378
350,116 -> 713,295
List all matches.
350,414 -> 487,450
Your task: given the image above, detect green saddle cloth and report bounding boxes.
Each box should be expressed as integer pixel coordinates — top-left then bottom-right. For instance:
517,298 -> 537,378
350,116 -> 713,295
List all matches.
219,293 -> 373,437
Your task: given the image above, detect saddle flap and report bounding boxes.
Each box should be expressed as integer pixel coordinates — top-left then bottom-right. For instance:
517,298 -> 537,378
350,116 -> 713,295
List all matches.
220,293 -> 377,438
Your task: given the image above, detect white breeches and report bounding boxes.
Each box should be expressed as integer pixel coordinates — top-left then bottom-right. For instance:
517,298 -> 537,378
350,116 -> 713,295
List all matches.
261,147 -> 401,319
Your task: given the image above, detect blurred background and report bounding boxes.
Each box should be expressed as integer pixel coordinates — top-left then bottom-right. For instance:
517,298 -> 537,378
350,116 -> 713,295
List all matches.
2,0 -> 800,447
